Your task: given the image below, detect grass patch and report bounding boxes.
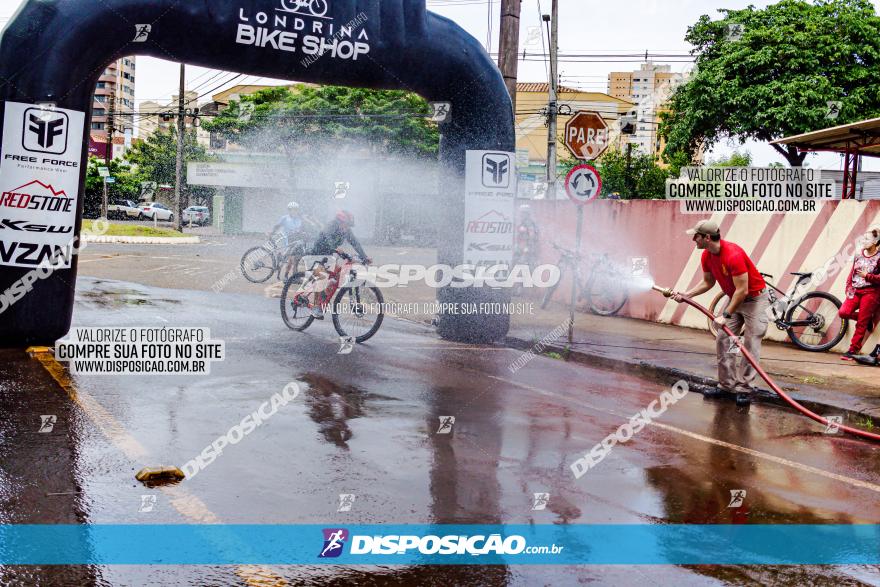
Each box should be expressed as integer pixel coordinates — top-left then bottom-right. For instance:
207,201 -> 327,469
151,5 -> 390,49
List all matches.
857,415 -> 876,431
544,351 -> 564,360
85,221 -> 189,238
801,376 -> 827,385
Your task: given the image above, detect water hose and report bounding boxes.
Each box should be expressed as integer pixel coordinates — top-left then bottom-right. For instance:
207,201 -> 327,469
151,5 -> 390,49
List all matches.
651,285 -> 880,442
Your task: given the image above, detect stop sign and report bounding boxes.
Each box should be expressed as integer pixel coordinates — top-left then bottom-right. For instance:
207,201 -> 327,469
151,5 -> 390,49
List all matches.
564,111 -> 609,160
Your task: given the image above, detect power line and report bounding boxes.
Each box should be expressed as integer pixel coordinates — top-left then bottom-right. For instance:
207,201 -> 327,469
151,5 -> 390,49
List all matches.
536,0 -> 549,84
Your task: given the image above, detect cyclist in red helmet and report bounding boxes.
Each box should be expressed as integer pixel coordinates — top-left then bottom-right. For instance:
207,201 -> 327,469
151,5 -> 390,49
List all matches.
302,210 -> 372,318
310,210 -> 369,260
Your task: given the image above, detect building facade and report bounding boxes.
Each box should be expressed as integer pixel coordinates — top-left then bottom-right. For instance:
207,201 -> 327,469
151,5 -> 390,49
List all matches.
91,57 -> 137,157
607,62 -> 682,156
138,90 -> 200,141
515,82 -> 635,198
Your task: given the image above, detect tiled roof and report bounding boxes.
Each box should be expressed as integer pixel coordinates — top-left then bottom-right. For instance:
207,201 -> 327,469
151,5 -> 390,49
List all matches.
516,82 -> 581,93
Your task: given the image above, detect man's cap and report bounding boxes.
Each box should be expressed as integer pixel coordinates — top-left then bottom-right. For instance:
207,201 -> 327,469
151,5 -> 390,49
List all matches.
685,219 -> 720,236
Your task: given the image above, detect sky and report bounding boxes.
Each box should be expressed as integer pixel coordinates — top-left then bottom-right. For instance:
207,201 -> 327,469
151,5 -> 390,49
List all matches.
1,0 -> 877,169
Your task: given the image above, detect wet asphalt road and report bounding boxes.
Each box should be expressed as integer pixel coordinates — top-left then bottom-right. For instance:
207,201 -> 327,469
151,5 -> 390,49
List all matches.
73,233 -> 439,297
2,275 -> 880,585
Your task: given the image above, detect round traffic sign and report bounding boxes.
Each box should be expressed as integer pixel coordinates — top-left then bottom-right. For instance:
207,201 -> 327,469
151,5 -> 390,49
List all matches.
564,164 -> 602,205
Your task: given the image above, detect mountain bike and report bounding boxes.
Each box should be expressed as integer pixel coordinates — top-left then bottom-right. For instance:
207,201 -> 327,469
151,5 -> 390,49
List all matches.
707,271 -> 848,352
280,251 -> 385,343
540,243 -> 629,316
240,235 -> 309,284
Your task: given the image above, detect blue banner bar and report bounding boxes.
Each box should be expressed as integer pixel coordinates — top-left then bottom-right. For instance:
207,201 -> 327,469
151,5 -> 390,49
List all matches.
1,525 -> 879,565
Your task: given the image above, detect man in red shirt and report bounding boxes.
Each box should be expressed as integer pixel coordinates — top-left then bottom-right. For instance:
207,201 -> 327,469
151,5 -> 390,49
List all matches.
667,220 -> 769,406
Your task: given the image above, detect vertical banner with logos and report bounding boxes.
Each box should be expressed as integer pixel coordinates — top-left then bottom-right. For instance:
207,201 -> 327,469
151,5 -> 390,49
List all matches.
463,150 -> 516,269
0,101 -> 85,268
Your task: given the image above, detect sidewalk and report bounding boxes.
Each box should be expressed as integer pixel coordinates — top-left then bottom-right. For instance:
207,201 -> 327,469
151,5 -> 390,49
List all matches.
508,299 -> 880,420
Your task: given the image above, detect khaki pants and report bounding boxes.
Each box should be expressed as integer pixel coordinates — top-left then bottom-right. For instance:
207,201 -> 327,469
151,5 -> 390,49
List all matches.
716,292 -> 770,394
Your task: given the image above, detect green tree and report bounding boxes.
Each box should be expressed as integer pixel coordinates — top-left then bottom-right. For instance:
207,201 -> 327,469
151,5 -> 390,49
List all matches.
83,157 -> 140,217
202,84 -> 440,158
709,150 -> 752,167
561,149 -> 670,200
661,0 -> 880,167
125,129 -> 214,205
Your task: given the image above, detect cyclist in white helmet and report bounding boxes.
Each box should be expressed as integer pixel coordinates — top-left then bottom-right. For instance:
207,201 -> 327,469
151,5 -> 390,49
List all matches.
269,201 -> 306,278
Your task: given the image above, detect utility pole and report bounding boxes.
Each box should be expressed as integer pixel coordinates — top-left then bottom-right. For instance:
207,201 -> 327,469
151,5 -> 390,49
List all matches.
544,0 -> 559,199
174,63 -> 185,232
497,0 -> 521,112
102,86 -> 116,219
625,142 -> 634,197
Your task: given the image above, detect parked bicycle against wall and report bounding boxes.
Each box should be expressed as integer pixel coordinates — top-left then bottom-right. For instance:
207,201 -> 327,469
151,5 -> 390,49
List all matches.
707,271 -> 848,352
540,243 -> 630,316
240,235 -> 309,284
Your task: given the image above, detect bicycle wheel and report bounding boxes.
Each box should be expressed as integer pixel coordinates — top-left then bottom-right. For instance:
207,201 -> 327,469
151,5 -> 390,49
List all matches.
707,292 -> 730,337
331,284 -> 384,343
240,246 -> 277,283
587,271 -> 629,316
310,0 -> 329,16
785,291 -> 847,352
280,272 -> 315,331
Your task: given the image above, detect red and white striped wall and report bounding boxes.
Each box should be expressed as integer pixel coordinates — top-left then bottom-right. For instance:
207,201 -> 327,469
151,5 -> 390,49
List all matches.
529,200 -> 880,352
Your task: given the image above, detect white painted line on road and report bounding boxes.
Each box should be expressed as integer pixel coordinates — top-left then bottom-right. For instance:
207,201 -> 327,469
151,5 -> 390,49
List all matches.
484,374 -> 880,495
25,348 -> 289,586
391,345 -> 513,351
648,420 -> 880,494
78,255 -> 140,264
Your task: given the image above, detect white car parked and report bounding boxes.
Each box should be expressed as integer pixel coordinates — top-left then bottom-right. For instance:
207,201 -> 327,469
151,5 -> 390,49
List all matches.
108,200 -> 141,220
182,206 -> 211,226
138,202 -> 174,222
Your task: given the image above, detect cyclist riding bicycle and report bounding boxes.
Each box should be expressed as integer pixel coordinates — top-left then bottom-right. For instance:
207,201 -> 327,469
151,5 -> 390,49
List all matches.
270,201 -> 305,247
269,201 -> 310,276
302,210 -> 372,319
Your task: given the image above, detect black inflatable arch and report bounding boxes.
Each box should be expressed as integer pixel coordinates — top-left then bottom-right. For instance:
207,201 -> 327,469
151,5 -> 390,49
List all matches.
0,0 -> 514,346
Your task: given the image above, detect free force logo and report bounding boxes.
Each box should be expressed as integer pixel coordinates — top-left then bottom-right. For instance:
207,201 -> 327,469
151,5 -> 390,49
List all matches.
319,528 -> 349,558
23,108 -> 69,154
482,153 -> 511,188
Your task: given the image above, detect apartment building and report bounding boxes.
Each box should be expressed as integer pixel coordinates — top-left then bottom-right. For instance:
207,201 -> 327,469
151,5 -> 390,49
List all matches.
607,62 -> 682,156
91,57 -> 136,154
138,90 -> 201,140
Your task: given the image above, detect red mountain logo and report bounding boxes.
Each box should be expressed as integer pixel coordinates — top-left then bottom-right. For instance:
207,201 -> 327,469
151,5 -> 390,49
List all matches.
466,210 -> 513,234
1,179 -> 74,213
9,180 -> 68,198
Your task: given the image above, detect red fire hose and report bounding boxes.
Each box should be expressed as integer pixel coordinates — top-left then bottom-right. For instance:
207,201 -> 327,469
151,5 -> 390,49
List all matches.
653,286 -> 880,442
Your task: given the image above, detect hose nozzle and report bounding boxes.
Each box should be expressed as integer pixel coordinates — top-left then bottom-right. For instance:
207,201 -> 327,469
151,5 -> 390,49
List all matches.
651,284 -> 674,297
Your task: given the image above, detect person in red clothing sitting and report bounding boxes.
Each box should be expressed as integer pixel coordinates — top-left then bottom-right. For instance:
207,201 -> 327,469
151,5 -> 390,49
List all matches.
839,226 -> 880,361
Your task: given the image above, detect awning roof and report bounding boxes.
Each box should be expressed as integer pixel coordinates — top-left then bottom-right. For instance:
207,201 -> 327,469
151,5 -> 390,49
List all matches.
771,117 -> 880,157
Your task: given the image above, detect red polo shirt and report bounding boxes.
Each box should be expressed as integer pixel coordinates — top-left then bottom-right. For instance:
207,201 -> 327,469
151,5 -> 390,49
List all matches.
701,240 -> 766,298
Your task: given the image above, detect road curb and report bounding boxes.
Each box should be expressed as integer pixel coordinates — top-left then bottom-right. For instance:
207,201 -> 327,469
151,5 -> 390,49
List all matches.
83,235 -> 200,245
504,335 -> 879,424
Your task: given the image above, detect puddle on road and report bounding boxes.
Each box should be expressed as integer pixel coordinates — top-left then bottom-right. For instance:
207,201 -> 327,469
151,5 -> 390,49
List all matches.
300,373 -> 393,449
75,284 -> 181,310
